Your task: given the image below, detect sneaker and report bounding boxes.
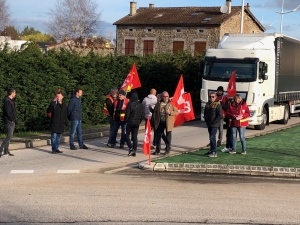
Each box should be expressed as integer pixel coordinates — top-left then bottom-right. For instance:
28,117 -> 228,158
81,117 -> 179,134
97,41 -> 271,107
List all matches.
70,146 -> 77,150
106,143 -> 115,148
152,151 -> 160,155
80,145 -> 89,149
56,150 -> 63,154
163,151 -> 170,155
217,141 -> 221,147
151,146 -> 156,150
120,144 -> 124,149
2,153 -> 9,157
127,148 -> 133,156
241,150 -> 247,155
128,150 -> 136,157
208,152 -> 217,157
52,151 -> 57,154
221,147 -> 230,153
203,151 -> 212,156
229,149 -> 236,154
8,152 -> 14,156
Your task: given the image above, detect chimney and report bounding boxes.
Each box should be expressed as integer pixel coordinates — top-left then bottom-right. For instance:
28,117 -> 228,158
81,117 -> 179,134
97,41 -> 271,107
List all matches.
149,4 -> 154,8
246,3 -> 250,10
226,0 -> 232,14
130,2 -> 137,16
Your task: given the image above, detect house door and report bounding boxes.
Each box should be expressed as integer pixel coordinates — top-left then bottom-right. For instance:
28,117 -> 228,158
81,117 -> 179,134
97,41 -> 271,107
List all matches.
194,41 -> 206,56
125,39 -> 135,55
173,41 -> 184,54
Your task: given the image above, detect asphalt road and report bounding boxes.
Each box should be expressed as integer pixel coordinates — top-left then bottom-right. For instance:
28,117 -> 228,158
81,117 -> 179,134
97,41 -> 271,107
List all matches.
1,117 -> 300,224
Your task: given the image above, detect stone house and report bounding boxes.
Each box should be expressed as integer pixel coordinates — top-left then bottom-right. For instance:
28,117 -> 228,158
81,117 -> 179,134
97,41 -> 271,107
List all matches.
113,1 -> 265,56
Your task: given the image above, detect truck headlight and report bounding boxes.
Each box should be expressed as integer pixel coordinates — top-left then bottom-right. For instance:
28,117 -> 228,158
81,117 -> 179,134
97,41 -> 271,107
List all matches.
250,110 -> 256,117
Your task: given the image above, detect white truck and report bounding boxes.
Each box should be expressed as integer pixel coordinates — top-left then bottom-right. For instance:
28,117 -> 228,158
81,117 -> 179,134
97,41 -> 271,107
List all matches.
200,33 -> 300,130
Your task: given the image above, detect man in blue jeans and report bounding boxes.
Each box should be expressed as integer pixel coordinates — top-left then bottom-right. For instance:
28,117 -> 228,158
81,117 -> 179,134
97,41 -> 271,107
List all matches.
67,87 -> 88,150
0,88 -> 17,158
203,92 -> 223,157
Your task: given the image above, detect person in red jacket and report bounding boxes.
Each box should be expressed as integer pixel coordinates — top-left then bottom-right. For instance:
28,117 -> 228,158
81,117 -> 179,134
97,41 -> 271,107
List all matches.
226,94 -> 250,155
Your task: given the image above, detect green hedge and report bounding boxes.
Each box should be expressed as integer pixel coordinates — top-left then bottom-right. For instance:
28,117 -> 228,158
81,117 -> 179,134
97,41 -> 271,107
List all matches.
0,43 -> 203,132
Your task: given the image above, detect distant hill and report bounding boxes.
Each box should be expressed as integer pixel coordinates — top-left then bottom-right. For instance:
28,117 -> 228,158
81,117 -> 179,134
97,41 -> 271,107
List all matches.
99,21 -> 116,40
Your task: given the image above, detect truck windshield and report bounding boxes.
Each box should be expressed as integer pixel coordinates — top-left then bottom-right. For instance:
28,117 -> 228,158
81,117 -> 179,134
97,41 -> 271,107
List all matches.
203,61 -> 257,82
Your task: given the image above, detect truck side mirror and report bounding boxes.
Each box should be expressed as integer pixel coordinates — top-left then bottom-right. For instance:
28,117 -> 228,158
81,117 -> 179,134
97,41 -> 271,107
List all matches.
259,62 -> 268,80
199,60 -> 204,78
262,74 -> 268,80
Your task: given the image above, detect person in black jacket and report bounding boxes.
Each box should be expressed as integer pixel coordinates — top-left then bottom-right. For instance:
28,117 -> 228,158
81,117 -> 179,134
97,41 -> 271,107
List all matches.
124,91 -> 145,157
47,91 -> 68,154
0,88 -> 17,157
203,92 -> 223,157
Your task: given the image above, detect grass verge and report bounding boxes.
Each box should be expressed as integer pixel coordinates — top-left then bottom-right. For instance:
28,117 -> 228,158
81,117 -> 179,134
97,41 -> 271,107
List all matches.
154,125 -> 300,168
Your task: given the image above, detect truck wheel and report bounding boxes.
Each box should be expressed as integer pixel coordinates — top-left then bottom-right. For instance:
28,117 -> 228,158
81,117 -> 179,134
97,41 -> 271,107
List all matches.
254,107 -> 267,130
278,104 -> 289,124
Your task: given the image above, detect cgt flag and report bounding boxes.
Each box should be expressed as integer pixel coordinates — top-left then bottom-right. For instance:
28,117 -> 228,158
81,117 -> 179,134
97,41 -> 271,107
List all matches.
171,75 -> 195,127
143,116 -> 152,155
227,70 -> 237,98
120,62 -> 141,92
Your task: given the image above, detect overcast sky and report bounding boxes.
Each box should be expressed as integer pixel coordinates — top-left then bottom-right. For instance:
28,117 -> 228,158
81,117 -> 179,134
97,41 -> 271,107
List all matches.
7,0 -> 300,39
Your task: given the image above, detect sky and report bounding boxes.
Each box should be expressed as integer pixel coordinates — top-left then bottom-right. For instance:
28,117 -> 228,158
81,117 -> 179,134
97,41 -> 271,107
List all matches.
7,0 -> 300,40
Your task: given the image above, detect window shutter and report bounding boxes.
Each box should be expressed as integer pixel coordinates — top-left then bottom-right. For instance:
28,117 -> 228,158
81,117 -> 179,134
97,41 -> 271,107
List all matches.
173,41 -> 184,54
194,42 -> 206,56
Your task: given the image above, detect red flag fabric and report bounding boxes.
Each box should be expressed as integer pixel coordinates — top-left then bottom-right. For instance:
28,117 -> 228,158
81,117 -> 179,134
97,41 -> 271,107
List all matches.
143,116 -> 152,155
227,70 -> 237,98
47,88 -> 61,117
120,63 -> 141,92
171,75 -> 195,127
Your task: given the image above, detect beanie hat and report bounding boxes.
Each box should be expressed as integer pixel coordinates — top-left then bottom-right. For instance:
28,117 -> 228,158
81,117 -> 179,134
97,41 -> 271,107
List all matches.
119,90 -> 126,96
217,86 -> 224,92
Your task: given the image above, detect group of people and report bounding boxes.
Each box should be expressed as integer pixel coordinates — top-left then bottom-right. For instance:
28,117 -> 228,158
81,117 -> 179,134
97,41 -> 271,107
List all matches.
203,86 -> 250,157
0,87 -> 89,158
104,88 -> 178,156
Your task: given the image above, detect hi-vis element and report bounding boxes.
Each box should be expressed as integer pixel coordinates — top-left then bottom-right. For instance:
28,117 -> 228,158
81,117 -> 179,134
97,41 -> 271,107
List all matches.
171,75 -> 195,127
227,70 -> 236,98
120,63 -> 141,92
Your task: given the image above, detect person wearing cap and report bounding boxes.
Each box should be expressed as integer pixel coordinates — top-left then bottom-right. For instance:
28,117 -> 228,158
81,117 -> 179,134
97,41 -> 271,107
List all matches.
103,88 -> 118,146
47,91 -> 68,154
107,89 -> 129,148
216,86 -> 228,147
125,91 -> 145,156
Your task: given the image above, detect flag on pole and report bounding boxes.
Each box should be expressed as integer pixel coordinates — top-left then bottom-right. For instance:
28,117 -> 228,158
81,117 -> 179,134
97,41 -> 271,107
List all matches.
227,70 -> 237,98
120,63 -> 141,92
47,88 -> 61,117
171,75 -> 195,127
143,116 -> 152,156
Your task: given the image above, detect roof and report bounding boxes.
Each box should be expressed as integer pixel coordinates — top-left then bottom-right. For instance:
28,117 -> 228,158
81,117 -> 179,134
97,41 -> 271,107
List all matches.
114,6 -> 265,31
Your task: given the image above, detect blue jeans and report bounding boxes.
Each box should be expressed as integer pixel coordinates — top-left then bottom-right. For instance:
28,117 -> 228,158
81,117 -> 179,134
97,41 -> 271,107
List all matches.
69,120 -> 83,147
51,133 -> 62,152
231,127 -> 246,151
208,127 -> 218,153
0,121 -> 15,154
109,120 -> 126,145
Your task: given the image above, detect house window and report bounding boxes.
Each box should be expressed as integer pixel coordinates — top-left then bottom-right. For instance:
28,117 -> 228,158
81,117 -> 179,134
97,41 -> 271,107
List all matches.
129,28 -> 133,32
125,39 -> 135,55
176,29 -> 181,33
143,40 -> 154,55
194,41 -> 206,56
173,41 -> 184,54
147,29 -> 152,32
199,29 -> 205,33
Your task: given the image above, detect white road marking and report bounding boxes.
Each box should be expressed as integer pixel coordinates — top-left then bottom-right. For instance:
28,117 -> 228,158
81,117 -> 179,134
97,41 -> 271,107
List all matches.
57,170 -> 80,174
10,170 -> 34,174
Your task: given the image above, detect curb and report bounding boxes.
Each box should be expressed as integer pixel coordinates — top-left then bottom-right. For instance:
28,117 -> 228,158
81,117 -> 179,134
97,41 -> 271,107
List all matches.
138,161 -> 300,178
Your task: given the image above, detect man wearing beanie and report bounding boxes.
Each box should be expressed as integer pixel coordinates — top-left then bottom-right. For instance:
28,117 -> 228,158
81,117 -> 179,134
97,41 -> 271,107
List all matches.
107,89 -> 129,148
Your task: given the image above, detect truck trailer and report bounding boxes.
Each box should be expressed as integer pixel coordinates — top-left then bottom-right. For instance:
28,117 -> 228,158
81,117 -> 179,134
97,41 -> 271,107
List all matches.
200,33 -> 300,130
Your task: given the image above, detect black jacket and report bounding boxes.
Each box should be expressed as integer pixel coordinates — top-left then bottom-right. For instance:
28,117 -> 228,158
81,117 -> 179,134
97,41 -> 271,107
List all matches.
67,94 -> 82,121
124,92 -> 144,125
2,96 -> 17,124
204,100 -> 223,128
47,101 -> 68,133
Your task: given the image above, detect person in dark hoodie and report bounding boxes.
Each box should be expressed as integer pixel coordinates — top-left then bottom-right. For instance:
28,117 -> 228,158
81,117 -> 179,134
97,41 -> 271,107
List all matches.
47,91 -> 68,154
0,88 -> 17,158
67,87 -> 88,150
125,91 -> 145,156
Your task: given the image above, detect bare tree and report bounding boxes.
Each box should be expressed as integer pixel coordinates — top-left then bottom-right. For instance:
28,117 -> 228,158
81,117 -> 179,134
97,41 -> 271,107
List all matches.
0,0 -> 10,31
46,0 -> 102,41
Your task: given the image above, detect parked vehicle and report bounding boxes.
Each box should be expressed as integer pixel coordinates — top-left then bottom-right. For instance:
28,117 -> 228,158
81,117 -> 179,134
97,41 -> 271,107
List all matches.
200,33 -> 300,130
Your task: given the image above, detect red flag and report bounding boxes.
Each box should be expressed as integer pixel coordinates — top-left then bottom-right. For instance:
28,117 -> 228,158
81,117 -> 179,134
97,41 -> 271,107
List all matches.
120,63 -> 141,92
47,88 -> 61,117
227,70 -> 237,98
143,116 -> 152,155
171,75 -> 195,127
